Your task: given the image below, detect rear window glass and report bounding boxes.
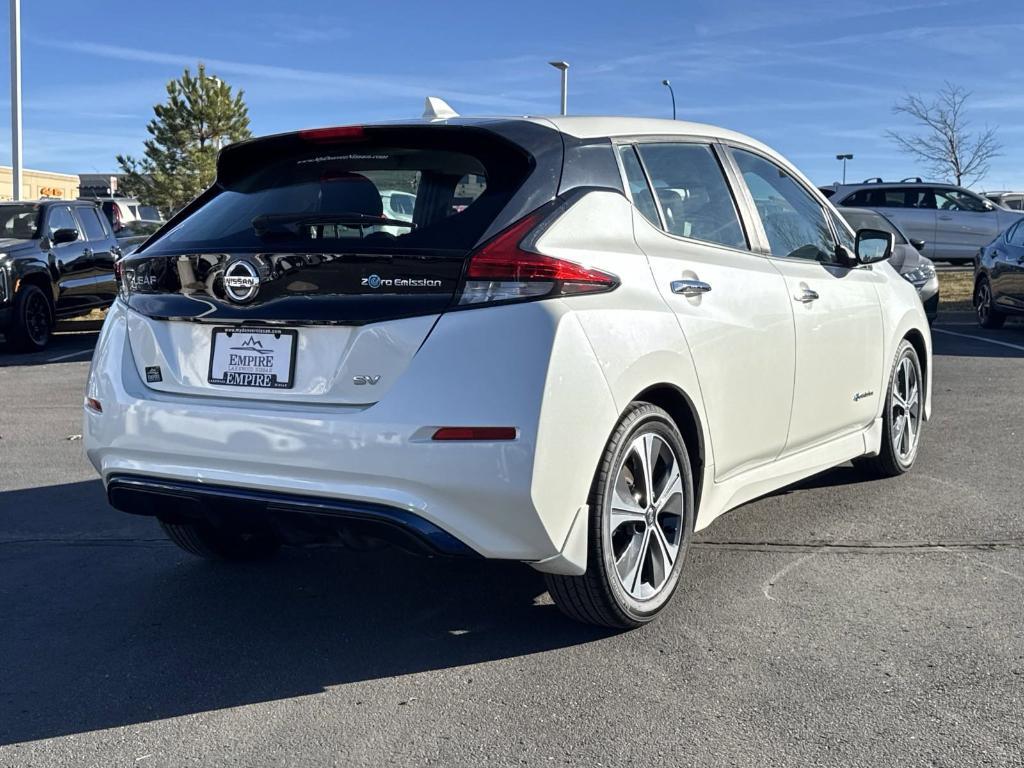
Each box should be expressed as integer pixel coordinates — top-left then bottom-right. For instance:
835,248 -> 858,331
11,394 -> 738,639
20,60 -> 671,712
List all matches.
146,130 -> 530,254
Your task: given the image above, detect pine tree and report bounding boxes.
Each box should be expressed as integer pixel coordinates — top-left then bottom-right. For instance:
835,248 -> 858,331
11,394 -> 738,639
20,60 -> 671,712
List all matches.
117,64 -> 252,214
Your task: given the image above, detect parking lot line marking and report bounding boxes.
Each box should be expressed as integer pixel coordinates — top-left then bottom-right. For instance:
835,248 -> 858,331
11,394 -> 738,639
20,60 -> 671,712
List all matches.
932,327 -> 1024,353
46,348 -> 94,363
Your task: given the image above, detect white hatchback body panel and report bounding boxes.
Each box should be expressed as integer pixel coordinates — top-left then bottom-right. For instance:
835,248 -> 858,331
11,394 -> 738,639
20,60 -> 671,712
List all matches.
84,116 -> 932,580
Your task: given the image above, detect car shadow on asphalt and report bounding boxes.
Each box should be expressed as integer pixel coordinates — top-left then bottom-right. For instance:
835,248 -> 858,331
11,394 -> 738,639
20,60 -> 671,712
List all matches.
0,480 -> 614,746
0,330 -> 99,367
931,322 -> 1024,359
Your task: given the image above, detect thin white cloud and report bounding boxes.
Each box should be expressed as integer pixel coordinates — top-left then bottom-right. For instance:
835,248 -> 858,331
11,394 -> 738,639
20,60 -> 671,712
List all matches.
38,40 -> 546,113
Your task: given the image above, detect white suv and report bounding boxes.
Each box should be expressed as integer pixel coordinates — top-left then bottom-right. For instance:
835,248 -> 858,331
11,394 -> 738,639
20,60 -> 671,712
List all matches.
84,118 -> 931,627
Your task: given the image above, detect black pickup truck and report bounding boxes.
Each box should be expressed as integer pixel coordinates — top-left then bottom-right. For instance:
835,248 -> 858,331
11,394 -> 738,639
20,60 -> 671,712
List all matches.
0,200 -> 121,351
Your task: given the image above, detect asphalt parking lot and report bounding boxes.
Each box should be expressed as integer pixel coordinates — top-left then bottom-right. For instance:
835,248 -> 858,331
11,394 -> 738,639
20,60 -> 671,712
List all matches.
1,315 -> 1022,767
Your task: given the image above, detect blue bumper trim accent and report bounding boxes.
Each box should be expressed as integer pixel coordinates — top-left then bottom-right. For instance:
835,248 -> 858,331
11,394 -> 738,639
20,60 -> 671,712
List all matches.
106,474 -> 480,558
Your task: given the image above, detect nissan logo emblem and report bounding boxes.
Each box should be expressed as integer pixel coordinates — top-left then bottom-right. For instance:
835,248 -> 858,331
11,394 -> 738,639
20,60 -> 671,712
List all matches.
223,260 -> 260,303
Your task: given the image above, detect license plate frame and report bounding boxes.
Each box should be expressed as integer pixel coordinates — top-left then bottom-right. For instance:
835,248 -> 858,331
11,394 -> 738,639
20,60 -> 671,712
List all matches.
207,326 -> 298,389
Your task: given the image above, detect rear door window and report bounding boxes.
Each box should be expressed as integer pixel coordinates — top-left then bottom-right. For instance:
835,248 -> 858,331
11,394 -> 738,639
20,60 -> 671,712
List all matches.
74,207 -> 110,242
145,128 -> 529,255
634,142 -> 747,249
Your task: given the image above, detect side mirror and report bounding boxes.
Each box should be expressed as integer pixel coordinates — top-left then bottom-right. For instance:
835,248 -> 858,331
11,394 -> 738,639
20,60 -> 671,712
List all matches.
51,228 -> 79,245
910,238 -> 926,252
855,228 -> 894,264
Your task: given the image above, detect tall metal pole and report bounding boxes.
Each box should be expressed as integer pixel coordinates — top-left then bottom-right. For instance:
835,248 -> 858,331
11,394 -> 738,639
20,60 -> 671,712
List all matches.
662,80 -> 676,120
836,153 -> 853,185
549,61 -> 569,116
10,0 -> 22,201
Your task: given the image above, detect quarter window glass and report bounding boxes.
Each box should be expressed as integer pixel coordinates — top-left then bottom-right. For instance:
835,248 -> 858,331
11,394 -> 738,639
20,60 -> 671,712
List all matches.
635,143 -> 746,249
47,206 -> 79,239
618,145 -> 660,227
75,208 -> 108,242
732,148 -> 835,262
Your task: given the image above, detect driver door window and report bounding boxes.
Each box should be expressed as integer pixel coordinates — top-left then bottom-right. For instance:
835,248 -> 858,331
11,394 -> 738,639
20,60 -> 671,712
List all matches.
934,189 -> 989,212
730,149 -> 835,262
47,206 -> 79,241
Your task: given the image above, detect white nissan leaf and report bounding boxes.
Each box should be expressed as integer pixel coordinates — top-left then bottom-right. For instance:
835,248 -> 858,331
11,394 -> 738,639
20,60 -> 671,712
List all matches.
84,117 -> 931,628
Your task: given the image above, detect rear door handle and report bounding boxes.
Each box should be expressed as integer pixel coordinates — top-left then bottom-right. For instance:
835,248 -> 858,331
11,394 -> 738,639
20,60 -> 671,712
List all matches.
794,287 -> 819,303
671,279 -> 711,297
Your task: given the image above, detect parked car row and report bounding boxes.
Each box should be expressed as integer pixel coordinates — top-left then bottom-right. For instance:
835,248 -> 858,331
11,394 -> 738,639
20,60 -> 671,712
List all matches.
821,178 -> 1024,265
4,139 -> 1020,353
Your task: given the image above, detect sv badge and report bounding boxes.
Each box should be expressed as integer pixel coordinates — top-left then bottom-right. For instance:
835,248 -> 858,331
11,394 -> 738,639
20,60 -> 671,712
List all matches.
353,375 -> 382,386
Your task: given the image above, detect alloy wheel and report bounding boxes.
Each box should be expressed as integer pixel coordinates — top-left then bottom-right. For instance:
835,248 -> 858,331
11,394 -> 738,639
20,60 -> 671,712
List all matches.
605,432 -> 684,601
24,291 -> 50,346
890,353 -> 922,463
976,281 -> 991,324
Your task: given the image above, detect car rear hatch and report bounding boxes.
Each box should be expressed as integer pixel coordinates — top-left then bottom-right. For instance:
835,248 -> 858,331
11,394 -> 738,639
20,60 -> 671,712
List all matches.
117,122 -> 559,405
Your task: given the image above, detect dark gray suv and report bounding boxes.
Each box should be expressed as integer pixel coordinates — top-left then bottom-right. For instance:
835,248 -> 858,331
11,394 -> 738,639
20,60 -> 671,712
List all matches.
829,179 -> 1024,264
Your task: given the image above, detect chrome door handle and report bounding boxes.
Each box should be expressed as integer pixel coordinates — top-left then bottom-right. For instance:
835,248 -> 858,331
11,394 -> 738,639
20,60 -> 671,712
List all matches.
794,288 -> 819,303
671,279 -> 711,297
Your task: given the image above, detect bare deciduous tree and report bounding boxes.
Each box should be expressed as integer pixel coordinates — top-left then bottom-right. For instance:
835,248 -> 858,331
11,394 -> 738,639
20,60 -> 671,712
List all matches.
885,82 -> 1001,186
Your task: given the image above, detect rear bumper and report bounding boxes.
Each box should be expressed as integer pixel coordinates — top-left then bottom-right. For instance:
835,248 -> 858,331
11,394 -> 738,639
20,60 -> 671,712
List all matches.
84,300 -> 618,567
107,474 -> 479,557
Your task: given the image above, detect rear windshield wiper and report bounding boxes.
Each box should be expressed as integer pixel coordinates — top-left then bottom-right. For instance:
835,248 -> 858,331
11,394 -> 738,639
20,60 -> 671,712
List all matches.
251,212 -> 415,235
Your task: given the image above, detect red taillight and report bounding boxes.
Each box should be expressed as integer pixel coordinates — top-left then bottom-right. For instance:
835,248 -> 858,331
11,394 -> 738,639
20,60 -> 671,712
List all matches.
85,397 -> 103,413
432,427 -> 517,441
300,125 -> 365,143
458,205 -> 618,307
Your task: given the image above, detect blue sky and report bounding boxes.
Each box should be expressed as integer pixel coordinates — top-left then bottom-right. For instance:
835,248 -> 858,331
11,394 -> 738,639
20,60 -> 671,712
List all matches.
2,0 -> 1022,189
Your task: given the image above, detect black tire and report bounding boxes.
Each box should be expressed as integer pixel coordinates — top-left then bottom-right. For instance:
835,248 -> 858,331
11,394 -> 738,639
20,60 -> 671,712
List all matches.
7,283 -> 53,352
159,519 -> 281,561
974,276 -> 1006,329
857,340 -> 923,479
545,402 -> 695,629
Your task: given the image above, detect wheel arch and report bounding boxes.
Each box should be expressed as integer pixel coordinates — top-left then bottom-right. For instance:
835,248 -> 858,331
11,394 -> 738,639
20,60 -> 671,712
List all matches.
973,268 -> 989,302
633,383 -> 706,513
902,327 -> 930,422
15,267 -> 55,309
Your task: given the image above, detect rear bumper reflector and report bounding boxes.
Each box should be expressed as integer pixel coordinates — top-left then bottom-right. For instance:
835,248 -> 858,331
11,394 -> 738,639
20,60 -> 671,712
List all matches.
431,427 -> 517,441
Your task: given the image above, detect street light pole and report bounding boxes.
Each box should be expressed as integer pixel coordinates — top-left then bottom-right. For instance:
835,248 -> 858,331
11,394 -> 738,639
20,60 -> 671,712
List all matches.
9,0 -> 22,201
662,79 -> 676,120
549,61 -> 569,116
836,153 -> 853,185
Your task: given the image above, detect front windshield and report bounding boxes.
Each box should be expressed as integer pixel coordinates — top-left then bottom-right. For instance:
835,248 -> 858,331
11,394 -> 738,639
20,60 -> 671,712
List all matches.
0,204 -> 42,239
